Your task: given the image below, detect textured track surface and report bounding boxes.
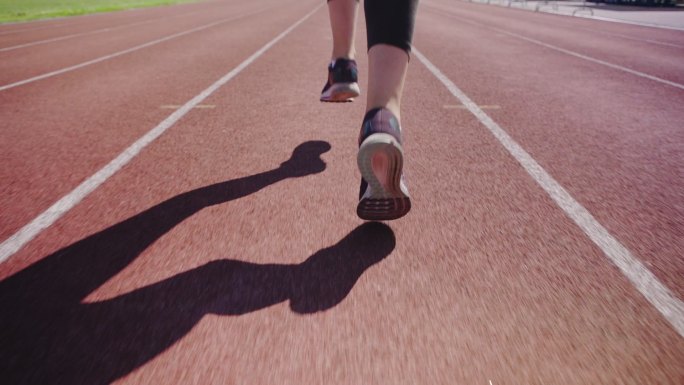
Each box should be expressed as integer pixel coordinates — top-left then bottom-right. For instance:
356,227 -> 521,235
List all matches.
1,0 -> 682,384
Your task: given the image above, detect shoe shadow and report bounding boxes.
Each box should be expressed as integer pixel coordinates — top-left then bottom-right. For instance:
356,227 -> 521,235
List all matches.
0,140 -> 396,385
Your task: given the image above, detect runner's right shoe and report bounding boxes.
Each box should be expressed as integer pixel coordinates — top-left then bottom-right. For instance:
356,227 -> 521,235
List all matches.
356,108 -> 411,220
320,58 -> 360,103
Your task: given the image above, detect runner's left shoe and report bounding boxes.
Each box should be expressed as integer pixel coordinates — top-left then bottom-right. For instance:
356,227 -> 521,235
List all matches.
356,108 -> 411,220
320,58 -> 360,102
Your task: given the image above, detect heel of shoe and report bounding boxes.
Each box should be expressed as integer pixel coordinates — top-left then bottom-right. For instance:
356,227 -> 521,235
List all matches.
357,134 -> 411,220
320,82 -> 360,102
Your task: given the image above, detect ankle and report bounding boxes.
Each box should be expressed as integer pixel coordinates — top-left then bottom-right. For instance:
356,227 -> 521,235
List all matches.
331,55 -> 355,62
365,104 -> 401,124
331,48 -> 356,61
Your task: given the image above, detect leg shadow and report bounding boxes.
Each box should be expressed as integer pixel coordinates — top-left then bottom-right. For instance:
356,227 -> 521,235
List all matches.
0,141 -> 396,385
0,222 -> 394,385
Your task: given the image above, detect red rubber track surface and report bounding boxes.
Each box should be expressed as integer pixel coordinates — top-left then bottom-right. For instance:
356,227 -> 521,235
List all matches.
1,0 -> 682,384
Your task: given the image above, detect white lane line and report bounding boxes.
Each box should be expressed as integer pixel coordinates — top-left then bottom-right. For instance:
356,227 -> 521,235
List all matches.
0,2 -> 166,35
573,13 -> 684,32
413,47 -> 684,338
0,4 -> 323,264
444,104 -> 500,109
490,29 -> 684,91
0,7 -> 270,92
577,28 -> 684,50
160,104 -> 216,109
0,19 -> 163,53
424,4 -> 684,91
0,7 -> 208,53
0,23 -> 72,36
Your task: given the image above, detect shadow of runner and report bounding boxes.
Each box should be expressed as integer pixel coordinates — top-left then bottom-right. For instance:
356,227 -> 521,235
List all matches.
0,140 -> 396,384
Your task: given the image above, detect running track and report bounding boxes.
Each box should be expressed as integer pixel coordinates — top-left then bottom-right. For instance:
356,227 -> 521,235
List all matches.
0,0 -> 682,383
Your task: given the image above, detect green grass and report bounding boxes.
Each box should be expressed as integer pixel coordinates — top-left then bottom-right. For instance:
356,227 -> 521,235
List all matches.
0,0 -> 199,23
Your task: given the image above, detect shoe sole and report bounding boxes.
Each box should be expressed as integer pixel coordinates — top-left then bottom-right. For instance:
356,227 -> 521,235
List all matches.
357,133 -> 411,221
320,82 -> 360,103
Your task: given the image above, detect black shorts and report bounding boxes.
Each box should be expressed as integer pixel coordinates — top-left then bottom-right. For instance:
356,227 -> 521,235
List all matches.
328,0 -> 418,53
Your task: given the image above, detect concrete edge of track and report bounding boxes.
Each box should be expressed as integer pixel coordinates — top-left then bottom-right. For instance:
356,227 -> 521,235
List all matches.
448,0 -> 684,31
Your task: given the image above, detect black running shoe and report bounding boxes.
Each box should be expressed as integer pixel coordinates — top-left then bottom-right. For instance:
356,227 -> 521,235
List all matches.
320,58 -> 360,102
356,108 -> 411,220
